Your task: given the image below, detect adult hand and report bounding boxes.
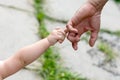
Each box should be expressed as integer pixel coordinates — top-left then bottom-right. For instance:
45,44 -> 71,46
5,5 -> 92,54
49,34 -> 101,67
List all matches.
66,0 -> 108,50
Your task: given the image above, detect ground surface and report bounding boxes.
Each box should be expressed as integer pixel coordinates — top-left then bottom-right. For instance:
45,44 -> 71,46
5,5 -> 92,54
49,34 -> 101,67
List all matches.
44,0 -> 120,80
0,0 -> 41,80
0,0 -> 120,80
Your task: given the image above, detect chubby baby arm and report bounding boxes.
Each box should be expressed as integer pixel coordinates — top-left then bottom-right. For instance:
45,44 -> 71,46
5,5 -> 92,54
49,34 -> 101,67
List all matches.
0,27 -> 66,79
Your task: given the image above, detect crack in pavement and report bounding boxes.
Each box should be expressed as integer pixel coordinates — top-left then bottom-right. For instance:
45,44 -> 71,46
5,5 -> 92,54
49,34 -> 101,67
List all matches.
0,3 -> 33,13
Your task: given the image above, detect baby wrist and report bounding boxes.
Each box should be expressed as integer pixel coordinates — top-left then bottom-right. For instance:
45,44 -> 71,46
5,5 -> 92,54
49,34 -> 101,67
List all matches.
47,35 -> 57,46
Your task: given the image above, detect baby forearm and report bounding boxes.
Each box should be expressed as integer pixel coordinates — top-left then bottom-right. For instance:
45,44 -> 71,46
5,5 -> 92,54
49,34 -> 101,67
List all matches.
20,38 -> 51,66
0,28 -> 65,79
0,38 -> 51,79
87,0 -> 108,11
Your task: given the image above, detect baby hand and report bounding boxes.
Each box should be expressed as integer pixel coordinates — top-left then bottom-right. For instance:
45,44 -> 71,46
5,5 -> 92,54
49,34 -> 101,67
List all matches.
47,28 -> 66,45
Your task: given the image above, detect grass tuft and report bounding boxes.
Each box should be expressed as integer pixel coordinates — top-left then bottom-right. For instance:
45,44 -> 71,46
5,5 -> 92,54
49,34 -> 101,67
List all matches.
34,0 -> 87,80
114,0 -> 120,3
97,41 -> 116,61
100,29 -> 120,37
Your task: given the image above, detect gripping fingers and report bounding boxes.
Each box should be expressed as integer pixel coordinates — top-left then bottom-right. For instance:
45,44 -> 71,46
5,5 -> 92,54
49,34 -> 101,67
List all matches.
57,30 -> 66,43
58,33 -> 65,43
67,32 -> 80,42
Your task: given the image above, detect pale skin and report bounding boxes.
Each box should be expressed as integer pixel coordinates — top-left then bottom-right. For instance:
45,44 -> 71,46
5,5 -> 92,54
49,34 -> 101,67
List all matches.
0,28 -> 66,80
66,0 -> 108,50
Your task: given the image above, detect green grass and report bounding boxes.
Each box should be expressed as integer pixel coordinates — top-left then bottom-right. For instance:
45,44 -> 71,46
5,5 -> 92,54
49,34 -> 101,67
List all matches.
100,28 -> 120,37
114,0 -> 120,3
97,41 -> 116,61
34,0 -> 87,80
39,48 -> 85,80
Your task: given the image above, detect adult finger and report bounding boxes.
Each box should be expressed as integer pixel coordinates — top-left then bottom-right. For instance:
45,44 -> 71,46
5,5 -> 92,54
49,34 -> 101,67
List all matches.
89,31 -> 98,47
67,33 -> 80,50
66,24 -> 78,33
72,42 -> 78,50
67,33 -> 80,43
